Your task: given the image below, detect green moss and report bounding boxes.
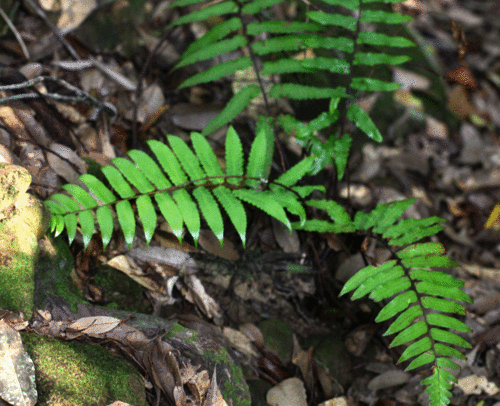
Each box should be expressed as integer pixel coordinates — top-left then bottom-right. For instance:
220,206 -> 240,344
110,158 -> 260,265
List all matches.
202,346 -> 251,406
34,236 -> 87,313
93,265 -> 152,313
0,247 -> 34,314
258,318 -> 293,363
164,322 -> 188,339
21,333 -> 146,406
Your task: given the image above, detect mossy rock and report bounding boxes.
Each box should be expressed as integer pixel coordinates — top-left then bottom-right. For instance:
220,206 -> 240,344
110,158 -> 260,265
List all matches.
0,164 -> 51,315
21,333 -> 146,406
33,235 -> 251,406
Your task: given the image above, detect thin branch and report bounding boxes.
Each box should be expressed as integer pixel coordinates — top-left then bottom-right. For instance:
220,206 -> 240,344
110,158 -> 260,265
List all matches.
23,0 -> 81,60
0,5 -> 29,60
0,76 -> 117,117
131,28 -> 172,149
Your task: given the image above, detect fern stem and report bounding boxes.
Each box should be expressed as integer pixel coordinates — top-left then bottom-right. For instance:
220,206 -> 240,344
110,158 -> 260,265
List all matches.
234,0 -> 288,172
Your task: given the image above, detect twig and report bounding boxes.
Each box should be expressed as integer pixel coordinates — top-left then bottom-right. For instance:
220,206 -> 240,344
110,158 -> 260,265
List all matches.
0,5 -> 30,60
131,28 -> 172,149
23,0 -> 81,60
0,75 -> 117,117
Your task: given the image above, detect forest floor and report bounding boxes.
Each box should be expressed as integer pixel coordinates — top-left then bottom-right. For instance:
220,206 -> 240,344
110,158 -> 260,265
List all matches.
1,0 -> 500,405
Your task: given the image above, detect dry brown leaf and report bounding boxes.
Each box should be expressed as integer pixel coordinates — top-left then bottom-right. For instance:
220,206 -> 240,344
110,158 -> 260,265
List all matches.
446,66 -> 478,90
266,377 -> 307,406
272,218 -> 300,254
291,336 -> 314,391
68,316 -> 121,337
447,84 -> 479,121
204,369 -> 227,406
222,327 -> 258,358
367,370 -> 411,391
186,369 -> 210,405
46,143 -> 87,185
239,323 -> 264,347
57,0 -> 98,33
169,103 -> 223,132
182,275 -> 223,323
107,255 -> 165,293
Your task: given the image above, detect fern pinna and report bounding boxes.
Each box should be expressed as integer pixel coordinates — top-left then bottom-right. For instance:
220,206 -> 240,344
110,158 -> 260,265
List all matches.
169,0 -> 414,176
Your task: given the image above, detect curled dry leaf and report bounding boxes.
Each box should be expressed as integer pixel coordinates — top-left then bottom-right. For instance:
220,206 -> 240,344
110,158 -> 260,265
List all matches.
47,143 -> 87,185
204,369 -> 228,406
106,255 -> 165,293
239,323 -> 264,347
66,316 -> 148,345
68,316 -> 121,337
367,370 -> 411,391
187,370 -> 210,405
272,218 -> 300,253
169,103 -> 223,131
128,247 -> 197,270
182,274 -> 223,323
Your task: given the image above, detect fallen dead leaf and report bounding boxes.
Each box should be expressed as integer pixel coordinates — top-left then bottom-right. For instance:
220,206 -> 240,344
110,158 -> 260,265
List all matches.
457,375 -> 500,396
266,377 -> 307,406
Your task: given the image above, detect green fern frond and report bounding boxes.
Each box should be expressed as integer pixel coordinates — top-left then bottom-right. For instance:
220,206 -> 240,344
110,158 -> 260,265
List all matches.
45,127 -> 320,250
360,9 -> 413,25
306,11 -> 357,31
183,18 -> 242,55
246,21 -> 324,34
170,0 -> 415,138
293,198 -> 471,404
347,104 -> 383,142
325,199 -> 473,406
277,99 -> 352,178
240,0 -> 283,14
179,58 -> 253,89
174,36 -> 246,69
269,84 -> 350,101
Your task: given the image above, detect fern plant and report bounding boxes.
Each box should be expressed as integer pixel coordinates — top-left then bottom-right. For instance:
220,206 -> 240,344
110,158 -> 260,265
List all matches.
42,0 -> 474,405
169,0 -> 415,176
45,124 -> 471,405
